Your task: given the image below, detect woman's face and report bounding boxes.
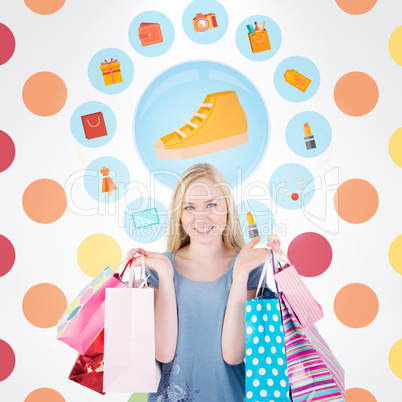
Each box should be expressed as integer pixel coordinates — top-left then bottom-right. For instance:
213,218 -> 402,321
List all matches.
180,178 -> 228,246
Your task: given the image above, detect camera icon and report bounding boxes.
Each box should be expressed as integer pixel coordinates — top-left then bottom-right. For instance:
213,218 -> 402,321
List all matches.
192,13 -> 218,32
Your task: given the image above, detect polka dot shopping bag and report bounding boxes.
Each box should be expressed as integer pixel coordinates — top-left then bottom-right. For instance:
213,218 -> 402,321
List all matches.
244,251 -> 291,401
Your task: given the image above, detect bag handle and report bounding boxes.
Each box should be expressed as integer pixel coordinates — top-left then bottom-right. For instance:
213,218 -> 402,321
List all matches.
252,30 -> 267,43
86,116 -> 100,128
119,254 -> 149,288
256,246 -> 292,298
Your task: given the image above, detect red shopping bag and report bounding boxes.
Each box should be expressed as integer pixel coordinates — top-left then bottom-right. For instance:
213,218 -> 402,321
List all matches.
81,112 -> 108,140
69,329 -> 105,395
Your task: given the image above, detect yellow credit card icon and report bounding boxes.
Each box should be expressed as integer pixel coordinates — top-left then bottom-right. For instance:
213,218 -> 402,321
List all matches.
283,69 -> 312,92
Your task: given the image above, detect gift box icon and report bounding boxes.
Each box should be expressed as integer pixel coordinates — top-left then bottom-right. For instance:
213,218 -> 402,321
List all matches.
100,58 -> 123,86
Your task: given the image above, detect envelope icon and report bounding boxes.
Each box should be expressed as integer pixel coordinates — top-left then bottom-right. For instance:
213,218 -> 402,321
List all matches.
132,208 -> 160,229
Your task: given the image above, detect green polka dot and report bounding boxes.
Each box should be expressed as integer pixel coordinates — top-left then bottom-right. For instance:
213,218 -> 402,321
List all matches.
128,393 -> 148,402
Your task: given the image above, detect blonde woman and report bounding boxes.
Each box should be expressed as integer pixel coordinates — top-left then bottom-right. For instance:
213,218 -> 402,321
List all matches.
126,163 -> 271,402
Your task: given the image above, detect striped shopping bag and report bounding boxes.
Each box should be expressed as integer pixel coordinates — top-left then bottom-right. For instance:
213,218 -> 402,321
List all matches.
280,294 -> 345,402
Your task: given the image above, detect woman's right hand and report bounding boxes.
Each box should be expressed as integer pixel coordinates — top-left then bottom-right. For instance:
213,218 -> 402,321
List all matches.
125,248 -> 174,277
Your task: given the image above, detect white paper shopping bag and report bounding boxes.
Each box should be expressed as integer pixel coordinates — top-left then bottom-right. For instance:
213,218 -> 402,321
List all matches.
103,255 -> 157,393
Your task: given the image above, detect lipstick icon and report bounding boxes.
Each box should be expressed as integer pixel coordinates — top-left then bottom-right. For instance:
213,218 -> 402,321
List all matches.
303,122 -> 316,150
246,211 -> 259,239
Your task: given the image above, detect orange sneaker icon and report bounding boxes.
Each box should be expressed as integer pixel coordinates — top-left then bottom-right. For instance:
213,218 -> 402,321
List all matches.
154,91 -> 249,160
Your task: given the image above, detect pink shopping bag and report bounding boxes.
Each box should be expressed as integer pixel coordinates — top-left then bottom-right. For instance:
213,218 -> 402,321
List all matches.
274,264 -> 323,327
103,255 -> 157,393
57,262 -> 128,355
268,247 -> 324,328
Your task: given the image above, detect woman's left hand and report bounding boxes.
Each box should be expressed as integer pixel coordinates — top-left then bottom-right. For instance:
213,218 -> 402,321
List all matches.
233,236 -> 267,275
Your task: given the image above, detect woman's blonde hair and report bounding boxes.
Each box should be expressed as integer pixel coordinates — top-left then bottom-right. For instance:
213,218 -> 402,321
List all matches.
166,163 -> 245,252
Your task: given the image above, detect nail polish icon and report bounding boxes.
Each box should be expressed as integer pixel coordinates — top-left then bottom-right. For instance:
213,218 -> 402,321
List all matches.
303,122 -> 316,150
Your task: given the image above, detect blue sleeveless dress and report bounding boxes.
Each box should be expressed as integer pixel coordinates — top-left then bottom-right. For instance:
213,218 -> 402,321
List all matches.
145,251 -> 264,402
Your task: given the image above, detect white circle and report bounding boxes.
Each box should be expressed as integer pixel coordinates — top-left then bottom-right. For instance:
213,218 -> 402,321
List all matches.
285,368 -> 288,377
253,358 -> 259,365
265,335 -> 270,343
276,335 -> 282,343
246,326 -> 253,334
271,346 -> 276,354
267,304 -> 271,311
280,380 -> 287,387
266,356 -> 272,364
276,303 -> 280,310
269,325 -> 275,332
272,368 -> 278,376
263,314 -> 268,321
253,379 -> 260,387
277,357 -> 284,365
246,348 -> 252,356
273,314 -> 278,322
274,390 -> 280,397
259,368 -> 266,375
267,378 -> 274,386
287,391 -> 290,397
246,369 -> 253,377
246,391 -> 253,399
257,304 -> 262,311
246,305 -> 251,313
253,336 -> 259,344
282,347 -> 286,354
251,315 -> 257,323
260,390 -> 267,397
280,324 -> 284,332
258,346 -> 265,354
258,325 -> 264,332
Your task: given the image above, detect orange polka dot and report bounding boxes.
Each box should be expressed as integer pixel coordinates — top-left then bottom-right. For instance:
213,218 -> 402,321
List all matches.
334,72 -> 379,116
334,283 -> 379,328
346,387 -> 377,402
25,388 -> 65,402
22,72 -> 67,116
22,284 -> 67,328
22,179 -> 67,223
24,0 -> 65,15
334,179 -> 379,224
335,0 -> 377,15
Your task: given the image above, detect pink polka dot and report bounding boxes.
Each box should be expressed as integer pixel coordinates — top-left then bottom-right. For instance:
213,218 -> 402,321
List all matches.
0,235 -> 15,277
0,339 -> 16,381
79,288 -> 93,304
0,24 -> 15,65
288,232 -> 333,277
0,131 -> 16,173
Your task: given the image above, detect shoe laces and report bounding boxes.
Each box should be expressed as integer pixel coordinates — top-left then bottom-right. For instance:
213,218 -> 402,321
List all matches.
174,103 -> 213,138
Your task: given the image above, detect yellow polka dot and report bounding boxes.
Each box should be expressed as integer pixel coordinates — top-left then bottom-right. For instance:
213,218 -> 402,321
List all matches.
388,127 -> 402,168
389,26 -> 402,66
388,235 -> 402,275
389,339 -> 402,379
77,233 -> 122,277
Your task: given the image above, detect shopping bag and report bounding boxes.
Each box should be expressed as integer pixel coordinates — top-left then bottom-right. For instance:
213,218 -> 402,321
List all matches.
57,262 -> 127,355
272,251 -> 324,327
280,294 -> 345,401
103,254 -> 158,393
138,22 -> 163,46
248,29 -> 271,53
81,111 -> 108,140
69,328 -> 105,395
245,252 -> 292,402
